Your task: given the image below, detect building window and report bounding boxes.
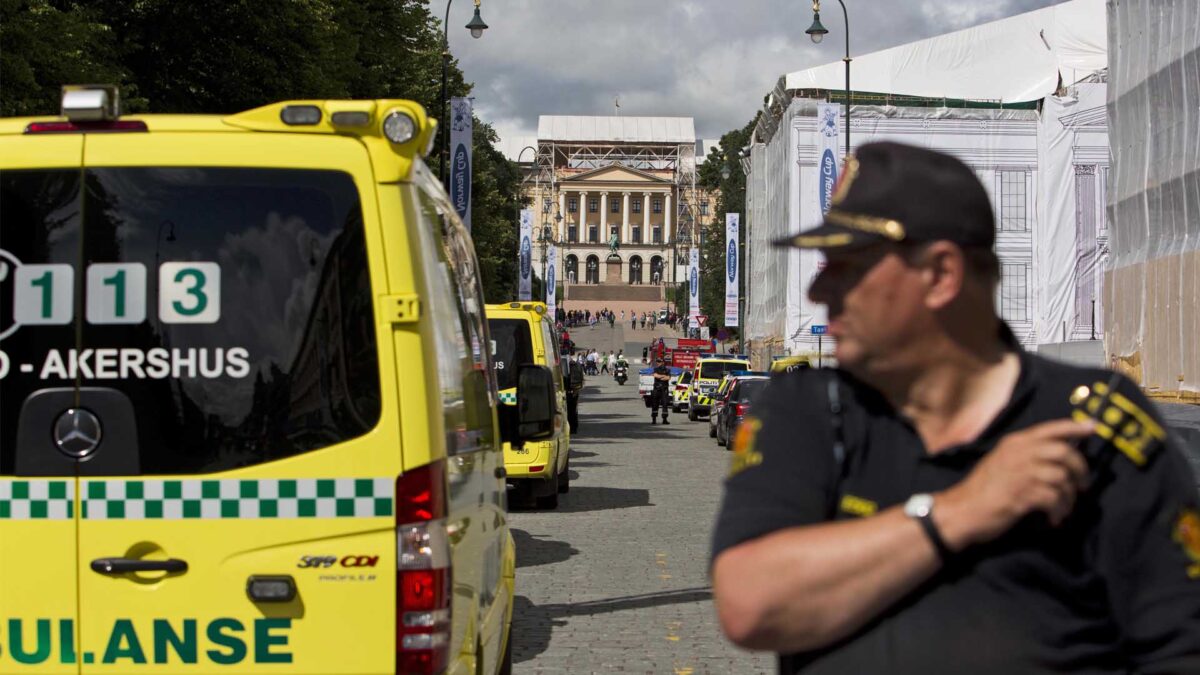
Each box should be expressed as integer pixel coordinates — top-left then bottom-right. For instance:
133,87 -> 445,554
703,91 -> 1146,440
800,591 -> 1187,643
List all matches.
588,198 -> 598,213
1000,262 -> 1029,322
588,224 -> 598,243
632,225 -> 641,243
1000,171 -> 1028,231
543,198 -> 552,213
632,199 -> 642,214
700,201 -> 709,216
568,224 -> 578,242
653,198 -> 662,214
652,225 -> 662,243
568,198 -> 578,213
611,200 -> 620,213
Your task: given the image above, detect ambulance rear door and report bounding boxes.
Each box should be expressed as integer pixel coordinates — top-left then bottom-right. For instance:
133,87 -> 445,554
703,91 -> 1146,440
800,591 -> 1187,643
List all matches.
0,133 -> 84,674
72,133 -> 399,673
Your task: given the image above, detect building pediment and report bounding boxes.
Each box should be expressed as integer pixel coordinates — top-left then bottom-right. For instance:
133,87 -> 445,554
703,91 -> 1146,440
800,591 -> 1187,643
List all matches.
564,164 -> 672,184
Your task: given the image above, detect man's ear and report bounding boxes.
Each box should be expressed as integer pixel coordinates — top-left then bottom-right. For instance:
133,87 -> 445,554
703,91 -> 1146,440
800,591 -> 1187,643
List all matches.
919,241 -> 965,311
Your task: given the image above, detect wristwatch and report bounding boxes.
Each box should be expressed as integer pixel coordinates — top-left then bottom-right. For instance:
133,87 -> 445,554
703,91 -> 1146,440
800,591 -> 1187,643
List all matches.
904,493 -> 953,563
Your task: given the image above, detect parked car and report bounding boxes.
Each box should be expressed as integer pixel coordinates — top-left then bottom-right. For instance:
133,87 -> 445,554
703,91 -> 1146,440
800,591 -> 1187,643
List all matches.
717,377 -> 771,447
672,370 -> 694,412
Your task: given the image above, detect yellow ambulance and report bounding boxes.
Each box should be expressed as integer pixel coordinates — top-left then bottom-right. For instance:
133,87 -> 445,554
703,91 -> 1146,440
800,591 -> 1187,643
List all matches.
485,303 -> 570,509
0,86 -> 550,674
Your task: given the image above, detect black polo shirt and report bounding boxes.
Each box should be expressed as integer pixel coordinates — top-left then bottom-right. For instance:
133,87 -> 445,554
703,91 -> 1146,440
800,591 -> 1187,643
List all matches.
712,347 -> 1200,674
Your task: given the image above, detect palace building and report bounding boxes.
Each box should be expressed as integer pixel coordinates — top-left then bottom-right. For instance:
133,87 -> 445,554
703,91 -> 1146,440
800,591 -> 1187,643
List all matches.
505,116 -> 720,315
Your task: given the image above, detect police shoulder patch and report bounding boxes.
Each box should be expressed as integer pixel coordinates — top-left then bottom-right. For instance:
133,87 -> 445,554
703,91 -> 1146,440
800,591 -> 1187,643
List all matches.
728,417 -> 763,477
1172,508 -> 1200,579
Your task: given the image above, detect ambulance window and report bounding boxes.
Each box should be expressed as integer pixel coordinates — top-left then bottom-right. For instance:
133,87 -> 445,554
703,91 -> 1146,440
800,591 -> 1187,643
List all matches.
413,182 -> 495,455
0,169 -> 83,474
488,319 -> 533,392
78,167 -> 380,474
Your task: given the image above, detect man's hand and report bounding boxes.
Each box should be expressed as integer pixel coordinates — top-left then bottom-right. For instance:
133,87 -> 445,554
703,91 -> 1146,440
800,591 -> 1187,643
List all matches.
938,419 -> 1095,550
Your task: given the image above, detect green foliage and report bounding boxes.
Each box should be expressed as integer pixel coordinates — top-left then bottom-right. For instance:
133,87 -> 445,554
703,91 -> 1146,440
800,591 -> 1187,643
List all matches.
695,114 -> 759,335
2,0 -> 519,302
0,0 -> 130,116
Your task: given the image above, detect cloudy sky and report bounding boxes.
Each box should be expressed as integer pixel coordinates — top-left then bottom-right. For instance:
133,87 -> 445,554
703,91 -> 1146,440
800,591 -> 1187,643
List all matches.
448,0 -> 1066,146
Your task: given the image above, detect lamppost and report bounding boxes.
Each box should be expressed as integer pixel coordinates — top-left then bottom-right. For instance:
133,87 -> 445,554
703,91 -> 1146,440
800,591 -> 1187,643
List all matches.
806,0 -> 851,156
439,0 -> 488,189
673,203 -> 699,328
538,215 -> 560,302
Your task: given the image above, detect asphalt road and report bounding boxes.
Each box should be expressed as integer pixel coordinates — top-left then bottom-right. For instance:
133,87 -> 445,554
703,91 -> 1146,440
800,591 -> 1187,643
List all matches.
508,346 -> 770,674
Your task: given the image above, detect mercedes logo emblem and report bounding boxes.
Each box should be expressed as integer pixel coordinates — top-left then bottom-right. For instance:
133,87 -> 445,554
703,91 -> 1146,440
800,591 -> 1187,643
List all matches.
53,408 -> 102,458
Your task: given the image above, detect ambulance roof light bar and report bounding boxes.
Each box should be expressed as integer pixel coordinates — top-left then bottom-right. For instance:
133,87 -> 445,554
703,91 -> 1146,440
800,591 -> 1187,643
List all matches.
61,85 -> 120,122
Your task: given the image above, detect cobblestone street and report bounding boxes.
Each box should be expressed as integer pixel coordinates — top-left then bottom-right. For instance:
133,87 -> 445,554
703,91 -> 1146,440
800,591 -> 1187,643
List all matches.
510,330 -> 769,673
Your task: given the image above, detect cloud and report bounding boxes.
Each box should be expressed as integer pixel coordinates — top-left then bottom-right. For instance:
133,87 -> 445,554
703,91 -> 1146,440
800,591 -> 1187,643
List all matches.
450,0 -> 1068,143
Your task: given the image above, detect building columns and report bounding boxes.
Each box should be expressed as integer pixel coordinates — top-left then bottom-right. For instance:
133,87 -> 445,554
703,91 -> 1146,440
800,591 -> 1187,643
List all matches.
579,190 -> 588,242
664,192 -> 672,244
622,192 -> 630,243
642,192 -> 650,244
600,192 -> 608,243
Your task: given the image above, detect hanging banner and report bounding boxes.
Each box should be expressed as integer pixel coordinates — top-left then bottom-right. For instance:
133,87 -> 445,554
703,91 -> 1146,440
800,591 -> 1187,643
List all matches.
688,248 -> 700,320
817,103 -> 840,214
725,213 -> 739,327
449,97 -> 473,232
518,209 -> 532,301
546,244 -> 558,319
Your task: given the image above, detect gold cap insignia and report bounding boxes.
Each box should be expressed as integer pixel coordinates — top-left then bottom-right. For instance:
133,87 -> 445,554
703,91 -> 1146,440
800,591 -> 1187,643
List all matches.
831,155 -> 859,206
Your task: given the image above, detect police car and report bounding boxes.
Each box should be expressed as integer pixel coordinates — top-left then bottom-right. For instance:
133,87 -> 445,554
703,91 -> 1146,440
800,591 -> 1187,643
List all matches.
0,86 -> 547,674
687,356 -> 750,421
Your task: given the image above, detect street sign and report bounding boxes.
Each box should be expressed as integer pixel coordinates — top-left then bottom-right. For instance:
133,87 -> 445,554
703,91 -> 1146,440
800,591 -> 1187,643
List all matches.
811,324 -> 827,335
695,315 -> 709,327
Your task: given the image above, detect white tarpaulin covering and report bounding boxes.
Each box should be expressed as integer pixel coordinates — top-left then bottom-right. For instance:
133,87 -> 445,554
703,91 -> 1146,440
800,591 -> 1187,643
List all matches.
784,0 -> 1106,103
537,116 -> 695,144
1106,0 -> 1200,396
1036,82 -> 1110,345
744,0 -> 1111,364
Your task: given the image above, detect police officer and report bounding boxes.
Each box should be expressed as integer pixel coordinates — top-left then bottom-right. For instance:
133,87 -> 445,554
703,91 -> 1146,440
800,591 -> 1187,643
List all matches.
650,357 -> 672,425
711,142 -> 1200,673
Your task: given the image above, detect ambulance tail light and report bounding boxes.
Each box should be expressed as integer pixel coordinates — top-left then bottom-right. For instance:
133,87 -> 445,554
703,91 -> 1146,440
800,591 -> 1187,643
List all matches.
396,460 -> 451,674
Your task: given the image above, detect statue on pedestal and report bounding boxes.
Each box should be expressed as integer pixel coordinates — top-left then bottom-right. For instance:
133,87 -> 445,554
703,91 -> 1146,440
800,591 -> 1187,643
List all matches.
607,233 -> 620,259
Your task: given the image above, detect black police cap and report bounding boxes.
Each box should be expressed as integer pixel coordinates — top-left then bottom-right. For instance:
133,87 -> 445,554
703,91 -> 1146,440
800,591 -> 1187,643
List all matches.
775,141 -> 995,250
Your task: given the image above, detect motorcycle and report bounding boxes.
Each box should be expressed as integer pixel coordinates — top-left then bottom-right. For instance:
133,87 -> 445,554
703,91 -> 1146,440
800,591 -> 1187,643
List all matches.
614,363 -> 628,385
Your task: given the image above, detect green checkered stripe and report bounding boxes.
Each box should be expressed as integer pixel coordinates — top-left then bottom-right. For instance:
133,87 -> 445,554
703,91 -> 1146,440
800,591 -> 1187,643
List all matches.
0,480 -> 74,520
498,389 -> 517,405
81,478 -> 394,520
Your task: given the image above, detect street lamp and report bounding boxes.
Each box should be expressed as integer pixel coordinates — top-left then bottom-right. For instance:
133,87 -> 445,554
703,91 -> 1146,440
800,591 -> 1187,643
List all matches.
439,0 -> 488,189
806,0 -> 851,157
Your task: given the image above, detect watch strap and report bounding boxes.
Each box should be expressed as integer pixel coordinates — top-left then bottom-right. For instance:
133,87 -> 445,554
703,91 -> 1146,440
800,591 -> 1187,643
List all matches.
916,511 -> 953,563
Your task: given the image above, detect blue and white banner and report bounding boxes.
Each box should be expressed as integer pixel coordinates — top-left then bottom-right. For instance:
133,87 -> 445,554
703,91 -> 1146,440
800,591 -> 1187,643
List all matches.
449,97 -> 473,232
518,209 -> 532,301
817,103 -> 840,214
546,245 -> 558,318
688,248 -> 700,320
725,213 -> 739,327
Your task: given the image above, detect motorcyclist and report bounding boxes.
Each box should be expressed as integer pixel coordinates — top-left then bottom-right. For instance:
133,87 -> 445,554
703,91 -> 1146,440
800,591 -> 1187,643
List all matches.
650,357 -> 672,425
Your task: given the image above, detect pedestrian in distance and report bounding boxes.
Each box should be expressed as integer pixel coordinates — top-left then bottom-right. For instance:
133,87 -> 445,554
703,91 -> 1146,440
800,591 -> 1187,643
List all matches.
600,352 -> 610,374
711,141 -> 1200,674
649,357 -> 672,425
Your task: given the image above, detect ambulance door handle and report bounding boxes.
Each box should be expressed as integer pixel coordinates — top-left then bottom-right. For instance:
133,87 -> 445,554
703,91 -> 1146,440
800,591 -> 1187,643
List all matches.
91,558 -> 188,574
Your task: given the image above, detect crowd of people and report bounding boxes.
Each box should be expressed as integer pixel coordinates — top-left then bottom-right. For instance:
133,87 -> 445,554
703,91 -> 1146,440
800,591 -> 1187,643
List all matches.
555,306 -> 684,332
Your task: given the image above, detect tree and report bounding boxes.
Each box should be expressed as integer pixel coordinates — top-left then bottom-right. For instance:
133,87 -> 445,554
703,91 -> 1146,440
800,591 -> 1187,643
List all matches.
696,114 -> 759,336
0,0 -> 130,116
